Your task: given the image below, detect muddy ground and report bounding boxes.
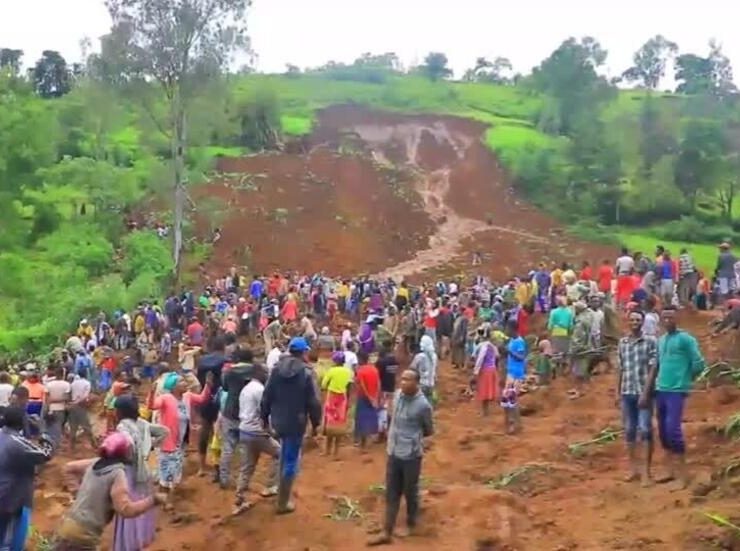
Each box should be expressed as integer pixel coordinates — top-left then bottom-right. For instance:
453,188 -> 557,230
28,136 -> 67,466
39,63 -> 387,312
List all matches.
194,105 -> 615,282
29,106 -> 740,550
33,313 -> 740,550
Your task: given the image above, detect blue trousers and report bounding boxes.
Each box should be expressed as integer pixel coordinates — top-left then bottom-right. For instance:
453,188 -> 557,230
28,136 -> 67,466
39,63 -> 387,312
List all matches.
621,395 -> 653,443
279,435 -> 303,480
0,507 -> 31,551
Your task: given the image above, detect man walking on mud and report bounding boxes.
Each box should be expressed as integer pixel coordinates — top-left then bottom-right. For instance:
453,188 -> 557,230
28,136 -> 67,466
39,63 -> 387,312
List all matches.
644,307 -> 705,490
260,337 -> 322,514
617,311 -> 657,486
369,369 -> 433,546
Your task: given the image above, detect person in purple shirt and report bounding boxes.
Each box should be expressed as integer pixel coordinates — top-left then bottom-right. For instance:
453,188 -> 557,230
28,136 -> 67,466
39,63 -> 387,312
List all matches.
534,264 -> 551,313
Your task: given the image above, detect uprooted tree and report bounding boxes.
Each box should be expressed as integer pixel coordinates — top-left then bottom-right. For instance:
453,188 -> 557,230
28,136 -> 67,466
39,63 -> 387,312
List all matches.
93,0 -> 251,284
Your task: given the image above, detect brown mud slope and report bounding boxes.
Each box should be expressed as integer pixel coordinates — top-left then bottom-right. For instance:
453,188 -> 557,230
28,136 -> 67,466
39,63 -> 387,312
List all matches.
197,105 -> 615,280
194,148 -> 432,277
311,105 -> 616,281
32,314 -> 740,551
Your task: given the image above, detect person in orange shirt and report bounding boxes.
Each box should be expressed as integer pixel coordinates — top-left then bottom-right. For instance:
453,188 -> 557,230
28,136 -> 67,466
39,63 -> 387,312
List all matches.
21,369 -> 47,433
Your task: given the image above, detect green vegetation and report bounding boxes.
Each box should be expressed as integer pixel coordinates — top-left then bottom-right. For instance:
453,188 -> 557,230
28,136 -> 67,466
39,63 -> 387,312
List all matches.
1,18 -> 739,355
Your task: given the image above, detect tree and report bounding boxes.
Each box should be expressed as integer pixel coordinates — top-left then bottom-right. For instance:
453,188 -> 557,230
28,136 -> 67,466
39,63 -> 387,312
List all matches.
0,48 -> 23,76
675,40 -> 737,98
674,118 -> 726,210
354,52 -> 402,72
638,94 -> 676,175
530,37 -> 614,135
32,50 -> 72,98
418,52 -> 453,81
463,56 -> 512,84
94,0 -> 251,282
621,35 -> 678,89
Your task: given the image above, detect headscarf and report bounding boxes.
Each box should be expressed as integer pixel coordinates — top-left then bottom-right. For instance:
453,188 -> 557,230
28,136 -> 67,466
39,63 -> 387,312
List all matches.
162,372 -> 179,393
99,431 -> 134,461
331,351 -> 345,366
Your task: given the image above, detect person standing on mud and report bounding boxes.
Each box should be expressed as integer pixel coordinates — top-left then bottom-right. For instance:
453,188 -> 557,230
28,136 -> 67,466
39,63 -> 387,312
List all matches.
617,311 -> 657,486
644,307 -> 705,490
260,337 -> 322,514
368,369 -> 433,546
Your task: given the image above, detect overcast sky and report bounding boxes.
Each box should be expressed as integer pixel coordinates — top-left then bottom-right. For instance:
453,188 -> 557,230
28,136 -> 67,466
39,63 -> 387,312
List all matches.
1,0 -> 737,83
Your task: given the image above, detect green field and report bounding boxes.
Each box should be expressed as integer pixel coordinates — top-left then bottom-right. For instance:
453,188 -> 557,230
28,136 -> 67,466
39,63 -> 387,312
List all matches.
617,231 -> 720,273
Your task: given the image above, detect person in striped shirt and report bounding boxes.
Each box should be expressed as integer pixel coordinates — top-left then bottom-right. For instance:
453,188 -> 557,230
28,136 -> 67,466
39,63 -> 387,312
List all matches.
617,310 -> 658,487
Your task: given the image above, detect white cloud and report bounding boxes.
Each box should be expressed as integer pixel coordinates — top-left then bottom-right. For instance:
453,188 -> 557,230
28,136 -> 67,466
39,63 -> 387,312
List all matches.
1,0 -> 736,84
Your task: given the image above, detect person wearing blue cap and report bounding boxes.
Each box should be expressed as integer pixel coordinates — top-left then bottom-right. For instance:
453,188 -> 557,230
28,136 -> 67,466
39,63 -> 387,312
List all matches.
260,336 -> 322,514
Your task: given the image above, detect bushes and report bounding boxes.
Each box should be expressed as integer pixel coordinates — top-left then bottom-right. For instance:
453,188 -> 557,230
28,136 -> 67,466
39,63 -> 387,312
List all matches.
651,216 -> 738,244
36,223 -> 114,277
120,231 -> 173,286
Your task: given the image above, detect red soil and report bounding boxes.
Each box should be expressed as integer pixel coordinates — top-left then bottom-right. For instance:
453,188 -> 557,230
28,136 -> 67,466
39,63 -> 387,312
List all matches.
32,314 -> 740,551
194,105 -> 615,281
194,147 -> 432,278
29,106 -> 740,550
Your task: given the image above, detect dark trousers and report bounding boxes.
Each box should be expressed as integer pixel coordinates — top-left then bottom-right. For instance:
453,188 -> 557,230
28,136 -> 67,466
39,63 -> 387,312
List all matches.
384,455 -> 422,533
656,391 -> 687,454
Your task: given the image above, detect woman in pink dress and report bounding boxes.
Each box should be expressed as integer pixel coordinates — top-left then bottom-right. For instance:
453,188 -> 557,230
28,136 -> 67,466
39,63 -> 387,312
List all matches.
473,333 -> 498,417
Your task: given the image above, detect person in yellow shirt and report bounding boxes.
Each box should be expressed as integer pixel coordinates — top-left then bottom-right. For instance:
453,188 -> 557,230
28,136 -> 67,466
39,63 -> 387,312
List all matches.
320,351 -> 354,456
76,319 -> 93,340
337,281 -> 350,313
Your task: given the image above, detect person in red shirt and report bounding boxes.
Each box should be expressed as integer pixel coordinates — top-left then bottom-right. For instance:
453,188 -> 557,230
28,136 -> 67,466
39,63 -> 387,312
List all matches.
354,351 -> 380,449
186,317 -> 204,347
517,304 -> 532,336
597,259 -> 614,298
579,261 -> 593,281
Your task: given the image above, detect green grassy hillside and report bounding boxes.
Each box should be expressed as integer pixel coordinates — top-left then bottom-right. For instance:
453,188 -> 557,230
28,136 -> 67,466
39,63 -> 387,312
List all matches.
1,67 -> 736,355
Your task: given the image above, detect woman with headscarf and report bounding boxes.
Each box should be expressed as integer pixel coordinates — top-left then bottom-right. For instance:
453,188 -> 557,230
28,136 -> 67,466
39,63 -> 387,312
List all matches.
112,396 -> 168,551
54,432 -> 167,550
146,372 -> 213,500
320,351 -> 354,456
410,335 -> 437,404
472,329 -> 498,416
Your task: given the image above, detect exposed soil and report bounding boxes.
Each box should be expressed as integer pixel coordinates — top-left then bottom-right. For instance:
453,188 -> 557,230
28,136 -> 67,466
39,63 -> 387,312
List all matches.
29,106 -> 740,550
32,315 -> 740,551
194,105 -> 615,281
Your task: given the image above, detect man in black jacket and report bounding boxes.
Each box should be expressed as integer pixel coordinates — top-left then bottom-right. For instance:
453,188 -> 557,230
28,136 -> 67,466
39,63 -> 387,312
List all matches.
0,406 -> 54,549
260,337 -> 322,514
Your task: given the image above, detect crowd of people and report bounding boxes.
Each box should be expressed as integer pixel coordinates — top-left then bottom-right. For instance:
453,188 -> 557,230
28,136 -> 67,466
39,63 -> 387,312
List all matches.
0,241 -> 738,550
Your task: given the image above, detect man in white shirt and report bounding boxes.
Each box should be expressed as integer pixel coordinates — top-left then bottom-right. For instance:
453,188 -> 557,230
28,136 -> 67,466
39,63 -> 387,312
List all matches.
68,370 -> 96,450
45,367 -> 71,448
343,342 -> 359,372
234,366 -> 280,515
0,372 -> 14,408
266,345 -> 283,372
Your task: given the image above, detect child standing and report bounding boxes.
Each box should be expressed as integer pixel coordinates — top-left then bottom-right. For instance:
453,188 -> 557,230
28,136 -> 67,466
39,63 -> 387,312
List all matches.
536,333 -> 553,387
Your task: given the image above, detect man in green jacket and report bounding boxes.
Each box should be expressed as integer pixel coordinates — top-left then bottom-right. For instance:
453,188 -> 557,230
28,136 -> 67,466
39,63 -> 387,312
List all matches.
642,306 -> 705,490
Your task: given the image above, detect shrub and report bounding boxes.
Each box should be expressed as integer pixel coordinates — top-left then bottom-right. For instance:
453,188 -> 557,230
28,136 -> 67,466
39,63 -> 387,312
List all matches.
120,231 -> 173,285
651,216 -> 738,244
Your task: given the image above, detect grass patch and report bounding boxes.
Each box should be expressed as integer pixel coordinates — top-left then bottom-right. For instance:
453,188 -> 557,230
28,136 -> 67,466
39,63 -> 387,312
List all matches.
616,231 -> 719,273
281,115 -> 313,136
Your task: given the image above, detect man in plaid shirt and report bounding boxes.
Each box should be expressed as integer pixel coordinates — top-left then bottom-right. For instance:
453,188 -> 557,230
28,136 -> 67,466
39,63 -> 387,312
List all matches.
617,310 -> 658,486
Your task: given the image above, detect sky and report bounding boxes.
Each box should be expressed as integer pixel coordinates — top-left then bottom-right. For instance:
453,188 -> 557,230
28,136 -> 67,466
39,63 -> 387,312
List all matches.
1,0 -> 737,84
